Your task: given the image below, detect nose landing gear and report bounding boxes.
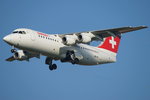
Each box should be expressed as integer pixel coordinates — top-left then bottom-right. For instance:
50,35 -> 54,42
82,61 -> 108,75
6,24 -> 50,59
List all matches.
45,57 -> 57,71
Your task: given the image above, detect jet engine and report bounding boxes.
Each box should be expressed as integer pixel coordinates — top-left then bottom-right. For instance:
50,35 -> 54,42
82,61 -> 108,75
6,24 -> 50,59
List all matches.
13,50 -> 29,60
62,35 -> 78,45
78,32 -> 95,43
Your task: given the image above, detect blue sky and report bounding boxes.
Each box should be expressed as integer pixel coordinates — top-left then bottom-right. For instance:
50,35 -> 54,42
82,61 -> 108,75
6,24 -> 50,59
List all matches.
0,0 -> 150,100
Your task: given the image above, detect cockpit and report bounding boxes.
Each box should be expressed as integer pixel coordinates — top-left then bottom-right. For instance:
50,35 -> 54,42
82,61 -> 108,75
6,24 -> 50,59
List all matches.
12,31 -> 26,34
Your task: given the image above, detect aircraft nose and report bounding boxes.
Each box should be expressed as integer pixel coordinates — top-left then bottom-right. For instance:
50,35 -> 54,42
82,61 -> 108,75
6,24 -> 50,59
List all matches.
3,35 -> 12,44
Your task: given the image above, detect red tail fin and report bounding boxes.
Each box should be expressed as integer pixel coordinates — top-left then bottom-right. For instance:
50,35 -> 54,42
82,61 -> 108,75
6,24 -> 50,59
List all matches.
98,36 -> 121,53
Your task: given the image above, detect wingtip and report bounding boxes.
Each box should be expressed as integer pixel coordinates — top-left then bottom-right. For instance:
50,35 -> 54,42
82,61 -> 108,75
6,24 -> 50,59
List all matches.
129,25 -> 148,29
129,25 -> 148,28
137,25 -> 148,28
141,25 -> 148,28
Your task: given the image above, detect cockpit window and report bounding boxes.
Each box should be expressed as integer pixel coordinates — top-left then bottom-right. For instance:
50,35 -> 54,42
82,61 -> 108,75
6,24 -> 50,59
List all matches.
19,31 -> 22,34
13,31 -> 26,34
13,31 -> 18,33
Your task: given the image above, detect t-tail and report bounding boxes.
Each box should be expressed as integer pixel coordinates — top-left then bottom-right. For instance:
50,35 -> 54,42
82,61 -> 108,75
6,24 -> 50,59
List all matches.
97,26 -> 148,54
97,25 -> 148,63
97,35 -> 121,63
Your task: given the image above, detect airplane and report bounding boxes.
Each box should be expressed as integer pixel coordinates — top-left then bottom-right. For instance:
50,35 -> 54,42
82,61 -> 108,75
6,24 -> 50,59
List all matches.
3,26 -> 147,70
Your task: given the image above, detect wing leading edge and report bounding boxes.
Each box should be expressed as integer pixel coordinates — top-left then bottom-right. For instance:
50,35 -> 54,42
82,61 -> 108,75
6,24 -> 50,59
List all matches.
59,26 -> 148,41
90,26 -> 148,38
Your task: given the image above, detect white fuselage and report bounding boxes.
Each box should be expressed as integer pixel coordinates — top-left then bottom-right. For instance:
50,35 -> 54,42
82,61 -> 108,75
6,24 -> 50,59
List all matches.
4,28 -> 116,65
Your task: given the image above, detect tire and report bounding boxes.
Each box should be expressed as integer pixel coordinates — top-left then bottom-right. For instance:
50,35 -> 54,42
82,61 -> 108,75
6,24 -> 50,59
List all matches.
49,65 -> 53,70
52,64 -> 57,70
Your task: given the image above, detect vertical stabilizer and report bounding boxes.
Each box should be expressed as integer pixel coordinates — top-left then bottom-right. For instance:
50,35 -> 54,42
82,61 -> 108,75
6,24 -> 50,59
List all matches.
98,36 -> 121,53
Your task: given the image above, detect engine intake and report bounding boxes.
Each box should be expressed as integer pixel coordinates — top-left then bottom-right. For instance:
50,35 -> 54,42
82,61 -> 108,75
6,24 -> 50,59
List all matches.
62,35 -> 78,45
78,32 -> 94,43
13,50 -> 28,60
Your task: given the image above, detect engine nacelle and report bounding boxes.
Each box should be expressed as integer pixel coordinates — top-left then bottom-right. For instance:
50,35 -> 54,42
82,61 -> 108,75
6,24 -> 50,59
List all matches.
62,35 -> 78,45
78,32 -> 95,43
13,50 -> 28,60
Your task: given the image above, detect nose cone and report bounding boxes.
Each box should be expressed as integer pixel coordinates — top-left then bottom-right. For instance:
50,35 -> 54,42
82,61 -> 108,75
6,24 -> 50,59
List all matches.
3,35 -> 12,44
3,36 -> 8,42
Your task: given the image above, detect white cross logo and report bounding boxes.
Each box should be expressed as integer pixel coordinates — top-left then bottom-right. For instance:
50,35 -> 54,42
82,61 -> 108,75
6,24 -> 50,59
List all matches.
109,37 -> 116,49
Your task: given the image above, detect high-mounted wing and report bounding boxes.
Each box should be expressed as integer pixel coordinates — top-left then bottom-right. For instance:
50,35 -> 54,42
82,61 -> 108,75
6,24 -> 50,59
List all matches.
88,26 -> 148,39
59,26 -> 148,45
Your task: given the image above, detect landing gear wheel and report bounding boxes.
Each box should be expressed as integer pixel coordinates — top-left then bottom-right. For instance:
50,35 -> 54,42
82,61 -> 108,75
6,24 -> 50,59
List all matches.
49,65 -> 53,70
45,57 -> 58,71
49,64 -> 57,70
52,64 -> 57,70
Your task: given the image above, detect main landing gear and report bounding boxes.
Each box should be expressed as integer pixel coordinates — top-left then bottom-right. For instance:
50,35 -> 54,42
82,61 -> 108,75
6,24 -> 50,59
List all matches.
45,57 -> 57,71
61,50 -> 79,64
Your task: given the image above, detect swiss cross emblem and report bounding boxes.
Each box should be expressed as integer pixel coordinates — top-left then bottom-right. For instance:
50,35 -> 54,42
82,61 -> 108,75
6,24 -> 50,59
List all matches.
109,37 -> 116,49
